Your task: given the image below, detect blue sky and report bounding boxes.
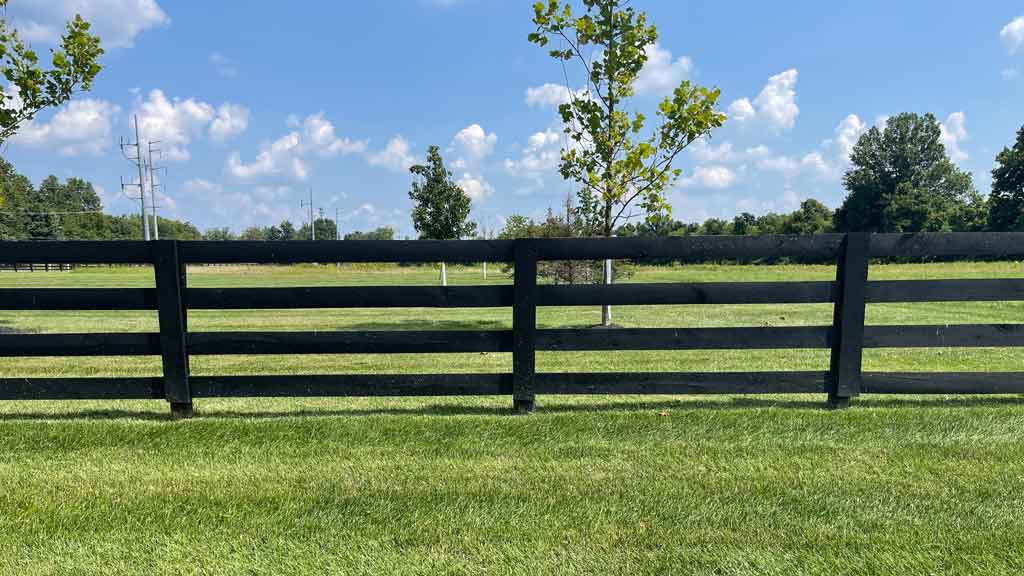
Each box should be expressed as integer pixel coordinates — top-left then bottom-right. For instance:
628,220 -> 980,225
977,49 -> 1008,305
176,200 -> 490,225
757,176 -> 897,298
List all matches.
4,1 -> 1023,237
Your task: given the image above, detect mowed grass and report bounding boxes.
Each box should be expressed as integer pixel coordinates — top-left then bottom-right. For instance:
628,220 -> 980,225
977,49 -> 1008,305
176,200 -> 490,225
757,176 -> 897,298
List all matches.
1,261 -> 1024,574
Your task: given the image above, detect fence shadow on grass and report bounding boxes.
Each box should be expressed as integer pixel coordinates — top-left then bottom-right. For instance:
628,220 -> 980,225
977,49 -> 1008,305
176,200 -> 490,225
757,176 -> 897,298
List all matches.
1,395 -> 1022,422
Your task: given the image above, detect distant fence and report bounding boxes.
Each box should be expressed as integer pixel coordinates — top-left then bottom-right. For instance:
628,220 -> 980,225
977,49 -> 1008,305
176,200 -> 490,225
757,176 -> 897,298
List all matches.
1,233 -> 1023,418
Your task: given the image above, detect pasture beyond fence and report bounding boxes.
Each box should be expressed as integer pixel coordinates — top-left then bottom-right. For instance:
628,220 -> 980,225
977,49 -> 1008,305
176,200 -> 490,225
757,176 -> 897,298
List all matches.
1,233 -> 1023,418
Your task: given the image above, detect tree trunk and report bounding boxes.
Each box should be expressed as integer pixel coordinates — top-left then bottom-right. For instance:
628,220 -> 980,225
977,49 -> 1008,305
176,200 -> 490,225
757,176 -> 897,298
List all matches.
440,261 -> 447,286
601,201 -> 614,326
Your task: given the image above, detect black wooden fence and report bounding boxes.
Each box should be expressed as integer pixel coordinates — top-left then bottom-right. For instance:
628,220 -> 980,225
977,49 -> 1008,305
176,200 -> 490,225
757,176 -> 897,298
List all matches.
1,233 -> 1023,418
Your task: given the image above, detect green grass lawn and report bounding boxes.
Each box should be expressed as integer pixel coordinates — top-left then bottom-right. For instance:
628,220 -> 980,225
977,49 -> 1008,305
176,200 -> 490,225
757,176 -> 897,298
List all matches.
1,262 -> 1024,574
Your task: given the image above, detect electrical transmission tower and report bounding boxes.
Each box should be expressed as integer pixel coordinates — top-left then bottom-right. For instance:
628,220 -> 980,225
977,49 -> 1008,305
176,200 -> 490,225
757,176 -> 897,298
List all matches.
147,141 -> 167,240
120,115 -> 150,240
300,188 -> 315,240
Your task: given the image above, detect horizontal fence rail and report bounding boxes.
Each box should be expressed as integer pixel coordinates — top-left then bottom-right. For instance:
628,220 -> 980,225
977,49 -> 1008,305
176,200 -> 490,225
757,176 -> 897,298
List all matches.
0,233 -> 1022,417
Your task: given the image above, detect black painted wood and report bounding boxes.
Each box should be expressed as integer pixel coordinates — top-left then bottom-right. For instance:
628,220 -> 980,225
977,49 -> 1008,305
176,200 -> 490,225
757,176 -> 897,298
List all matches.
188,330 -> 513,355
829,233 -> 870,406
537,281 -> 835,306
871,233 -> 1024,260
153,240 -> 192,417
0,377 -> 164,400
190,374 -> 512,397
536,326 -> 831,351
0,241 -> 153,264
866,279 -> 1024,303
0,288 -> 158,310
863,324 -> 1024,348
0,333 -> 161,356
513,241 -> 538,412
531,235 -> 845,262
187,285 -> 512,309
178,239 -> 515,264
861,372 -> 1024,394
534,371 -> 828,394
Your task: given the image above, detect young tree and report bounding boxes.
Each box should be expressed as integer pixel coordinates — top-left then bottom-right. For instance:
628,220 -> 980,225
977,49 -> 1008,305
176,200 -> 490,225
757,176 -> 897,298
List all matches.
783,199 -> 833,235
1,0 -> 104,143
408,145 -> 477,286
530,0 -> 726,325
988,125 -> 1024,231
834,113 -> 977,232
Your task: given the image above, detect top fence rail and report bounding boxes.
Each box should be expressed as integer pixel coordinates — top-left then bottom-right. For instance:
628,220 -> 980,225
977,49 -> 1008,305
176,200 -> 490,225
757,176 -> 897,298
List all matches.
2,233 -> 1024,265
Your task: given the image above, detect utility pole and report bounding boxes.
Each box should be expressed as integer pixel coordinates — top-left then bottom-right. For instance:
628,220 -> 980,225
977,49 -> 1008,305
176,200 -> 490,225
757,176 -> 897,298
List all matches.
300,187 -> 315,240
147,141 -> 165,240
120,115 -> 150,240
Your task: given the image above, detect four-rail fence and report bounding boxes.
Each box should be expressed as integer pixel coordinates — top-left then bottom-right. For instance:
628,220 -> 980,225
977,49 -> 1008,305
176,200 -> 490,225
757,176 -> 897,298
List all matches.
1,233 -> 1023,418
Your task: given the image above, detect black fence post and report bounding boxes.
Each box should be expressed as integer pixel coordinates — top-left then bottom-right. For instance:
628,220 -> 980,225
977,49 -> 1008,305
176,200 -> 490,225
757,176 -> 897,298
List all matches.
153,240 -> 192,419
513,239 -> 538,413
828,232 -> 870,409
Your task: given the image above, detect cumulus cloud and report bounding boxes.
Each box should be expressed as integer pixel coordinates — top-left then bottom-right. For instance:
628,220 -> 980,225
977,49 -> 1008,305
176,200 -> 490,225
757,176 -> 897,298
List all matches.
525,83 -> 572,107
758,151 -> 834,180
940,111 -> 968,162
226,112 -> 365,181
134,89 -> 215,161
728,98 -> 756,122
11,98 -> 120,156
728,69 -> 800,130
1002,16 -> 1024,54
209,103 -> 250,142
226,131 -> 307,180
503,129 -> 562,179
300,112 -> 367,156
634,43 -> 692,95
367,135 -> 417,172
457,173 -> 494,201
452,123 -> 497,160
8,0 -> 169,48
831,114 -> 867,160
678,165 -> 738,189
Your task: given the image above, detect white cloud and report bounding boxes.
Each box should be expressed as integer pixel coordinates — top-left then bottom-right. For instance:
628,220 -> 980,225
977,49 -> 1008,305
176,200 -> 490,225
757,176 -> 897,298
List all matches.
728,69 -> 799,130
209,52 -> 238,78
9,0 -> 169,48
452,123 -> 497,160
1001,16 -> 1024,54
634,43 -> 692,95
11,98 -> 120,156
758,151 -> 834,180
367,136 -> 416,172
226,131 -> 307,180
183,178 -> 222,194
209,103 -> 250,142
525,83 -> 572,107
754,69 -> 799,130
1002,68 -> 1020,80
134,89 -> 215,161
940,111 -> 968,162
301,112 -> 367,156
728,98 -> 756,123
679,165 -> 737,189
832,114 -> 867,160
457,173 -> 494,201
225,112 -> 365,181
504,129 -> 562,178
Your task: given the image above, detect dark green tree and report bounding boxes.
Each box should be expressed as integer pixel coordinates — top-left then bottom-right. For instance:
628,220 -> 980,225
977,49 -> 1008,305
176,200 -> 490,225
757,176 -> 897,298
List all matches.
202,227 -> 236,241
409,145 -> 476,285
783,199 -> 833,234
834,113 -> 977,232
344,226 -> 395,241
988,125 -> 1024,231
0,0 -> 104,143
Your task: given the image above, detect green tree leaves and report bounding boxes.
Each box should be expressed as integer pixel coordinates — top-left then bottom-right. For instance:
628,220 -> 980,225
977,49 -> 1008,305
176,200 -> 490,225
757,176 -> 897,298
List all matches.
0,0 -> 104,143
530,0 -> 725,236
408,146 -> 477,240
834,113 -> 978,233
988,125 -> 1024,231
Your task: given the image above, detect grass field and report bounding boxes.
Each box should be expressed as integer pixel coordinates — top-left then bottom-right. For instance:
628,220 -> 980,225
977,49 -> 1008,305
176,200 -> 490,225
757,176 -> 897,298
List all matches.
1,261 -> 1024,574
